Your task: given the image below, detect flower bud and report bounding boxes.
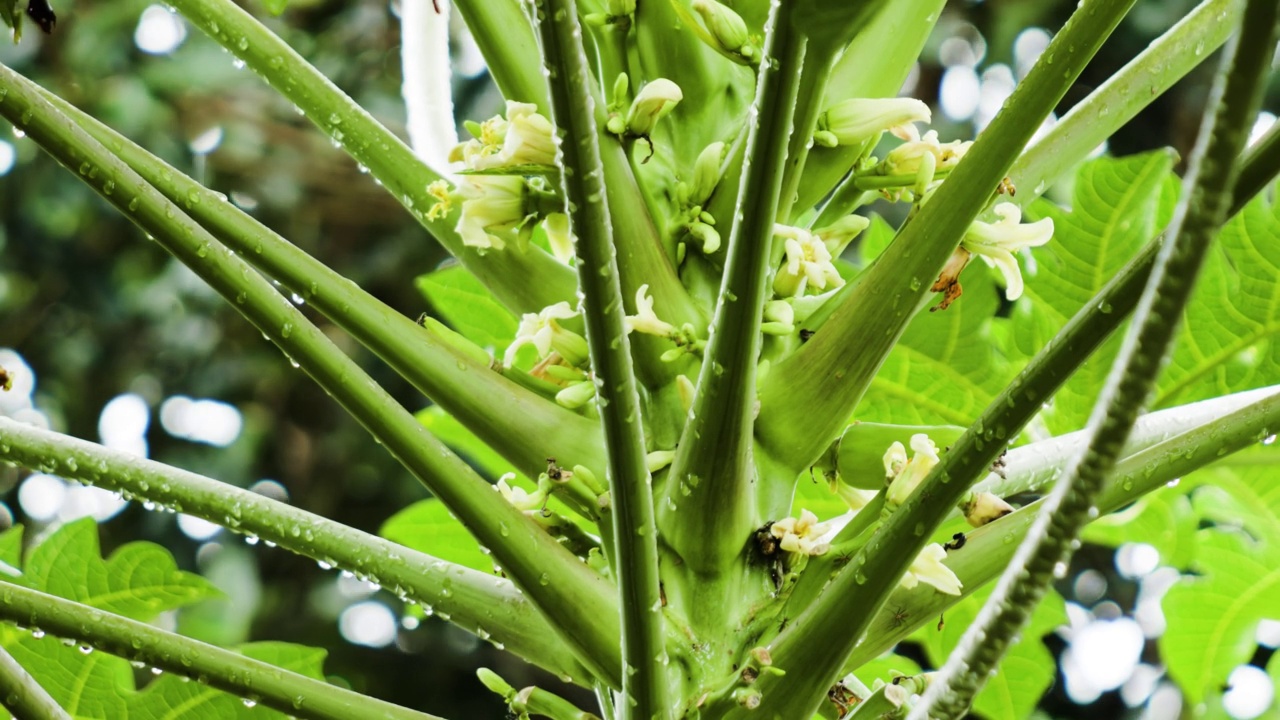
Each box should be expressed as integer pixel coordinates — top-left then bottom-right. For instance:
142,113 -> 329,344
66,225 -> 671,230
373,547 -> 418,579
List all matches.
817,97 -> 931,147
542,213 -> 576,264
692,0 -> 754,63
761,300 -> 795,336
626,79 -> 683,136
455,176 -> 528,250
688,220 -> 721,254
814,214 -> 870,257
691,141 -> 727,204
555,380 -> 597,409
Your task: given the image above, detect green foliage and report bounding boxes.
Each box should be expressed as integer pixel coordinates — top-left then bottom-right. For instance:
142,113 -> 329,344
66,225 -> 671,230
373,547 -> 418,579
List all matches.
0,521 -> 326,719
381,498 -> 495,574
416,266 -> 519,356
1159,462 -> 1280,704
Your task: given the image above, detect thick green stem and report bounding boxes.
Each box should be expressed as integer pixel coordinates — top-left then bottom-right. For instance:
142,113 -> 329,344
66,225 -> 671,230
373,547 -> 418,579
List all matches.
913,5 -> 1278,717
0,417 -> 588,682
659,0 -> 799,578
1235,118 -> 1280,212
169,0 -> 575,315
0,645 -> 70,720
754,0 -> 1138,479
453,0 -> 549,107
1008,0 -> 1242,205
0,64 -> 622,687
529,0 -> 668,715
0,583 -> 443,720
37,85 -> 606,487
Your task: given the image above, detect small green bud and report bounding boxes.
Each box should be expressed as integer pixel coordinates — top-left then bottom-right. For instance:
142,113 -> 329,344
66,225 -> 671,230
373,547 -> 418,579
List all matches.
625,79 -> 682,136
687,220 -> 721,254
646,450 -> 676,473
556,380 -> 597,409
691,141 -> 727,204
761,300 -> 795,336
814,214 -> 871,256
692,0 -> 757,64
606,0 -> 635,15
476,668 -> 515,699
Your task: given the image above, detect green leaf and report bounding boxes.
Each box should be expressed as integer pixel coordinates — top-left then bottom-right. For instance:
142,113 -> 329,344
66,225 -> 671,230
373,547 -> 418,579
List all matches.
416,264 -> 520,353
131,642 -> 327,719
0,524 -> 23,569
1156,193 -> 1280,408
1160,528 -> 1280,704
22,518 -> 220,620
259,0 -> 289,15
1080,485 -> 1198,569
856,217 -> 1013,426
1015,151 -> 1179,434
851,652 -> 922,687
912,586 -> 1066,719
792,472 -> 856,522
381,498 -> 495,574
0,521 -> 327,719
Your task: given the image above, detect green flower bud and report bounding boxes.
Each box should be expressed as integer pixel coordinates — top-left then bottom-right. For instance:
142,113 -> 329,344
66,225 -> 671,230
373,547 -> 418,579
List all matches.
555,380 -> 597,409
625,79 -> 682,136
691,141 -> 727,204
814,214 -> 871,256
688,220 -> 721,254
818,97 -> 931,147
692,0 -> 751,60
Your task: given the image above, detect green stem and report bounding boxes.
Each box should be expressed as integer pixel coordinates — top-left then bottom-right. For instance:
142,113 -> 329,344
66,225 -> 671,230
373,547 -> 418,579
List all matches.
0,583 -> 443,720
0,417 -> 588,682
1008,0 -> 1242,205
0,64 -> 622,687
168,0 -> 575,315
520,687 -> 605,720
754,0 -> 1139,478
1234,117 -> 1280,211
913,4 -> 1279,716
659,0 -> 800,578
839,385 -> 1280,686
0,645 -> 70,720
36,84 -> 607,490
529,0 -> 668,714
453,0 -> 550,107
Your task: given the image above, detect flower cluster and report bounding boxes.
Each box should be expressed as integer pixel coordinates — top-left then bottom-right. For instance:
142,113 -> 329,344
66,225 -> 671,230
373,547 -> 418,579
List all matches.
883,433 -> 939,508
771,215 -> 868,298
770,509 -> 835,557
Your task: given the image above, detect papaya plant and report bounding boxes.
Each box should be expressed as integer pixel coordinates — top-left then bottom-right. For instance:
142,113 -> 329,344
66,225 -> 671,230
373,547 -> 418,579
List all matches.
0,0 -> 1279,718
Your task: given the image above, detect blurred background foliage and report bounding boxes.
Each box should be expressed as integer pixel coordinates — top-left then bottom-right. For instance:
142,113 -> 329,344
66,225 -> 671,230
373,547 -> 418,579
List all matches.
0,0 -> 1271,717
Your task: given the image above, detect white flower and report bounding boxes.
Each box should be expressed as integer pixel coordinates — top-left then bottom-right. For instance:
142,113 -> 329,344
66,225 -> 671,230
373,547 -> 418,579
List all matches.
626,79 -> 683,136
885,434 -> 939,507
773,224 -> 844,298
496,475 -> 545,511
816,98 -> 931,148
900,543 -> 962,595
770,509 -> 834,556
624,284 -> 676,337
963,491 -> 1015,528
455,176 -> 528,250
961,202 -> 1054,301
884,126 -> 971,176
450,102 -> 557,171
504,302 -> 584,366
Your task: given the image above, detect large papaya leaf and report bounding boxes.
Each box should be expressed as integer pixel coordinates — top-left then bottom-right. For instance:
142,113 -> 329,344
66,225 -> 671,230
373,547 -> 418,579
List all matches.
1080,484 -> 1198,570
0,521 -> 326,719
1158,462 -> 1280,705
1156,194 -> 1280,408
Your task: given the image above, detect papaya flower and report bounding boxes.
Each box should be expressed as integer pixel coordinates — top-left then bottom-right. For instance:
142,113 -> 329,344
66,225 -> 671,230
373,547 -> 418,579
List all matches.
773,224 -> 844,298
900,543 -> 963,595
